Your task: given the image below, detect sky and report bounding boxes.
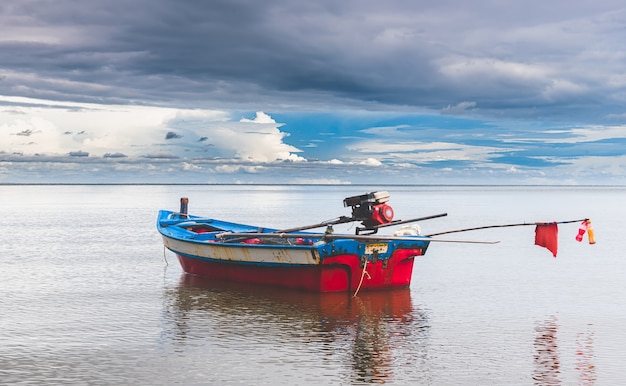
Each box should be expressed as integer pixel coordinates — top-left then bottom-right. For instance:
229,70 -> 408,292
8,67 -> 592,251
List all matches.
2,0 -> 626,184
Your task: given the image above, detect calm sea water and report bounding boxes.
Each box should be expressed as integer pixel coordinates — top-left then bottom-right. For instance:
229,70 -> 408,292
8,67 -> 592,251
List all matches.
1,184 -> 624,385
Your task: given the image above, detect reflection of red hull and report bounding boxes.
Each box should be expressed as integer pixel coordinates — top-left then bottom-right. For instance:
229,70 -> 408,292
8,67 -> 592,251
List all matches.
170,270 -> 425,385
176,248 -> 419,293
178,274 -> 415,321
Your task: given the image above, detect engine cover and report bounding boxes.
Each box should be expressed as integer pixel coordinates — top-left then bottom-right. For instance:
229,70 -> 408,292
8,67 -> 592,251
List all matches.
343,191 -> 394,229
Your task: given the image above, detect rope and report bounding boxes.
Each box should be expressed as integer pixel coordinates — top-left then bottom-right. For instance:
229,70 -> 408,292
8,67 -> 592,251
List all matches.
353,259 -> 371,298
163,246 -> 169,266
426,218 -> 588,237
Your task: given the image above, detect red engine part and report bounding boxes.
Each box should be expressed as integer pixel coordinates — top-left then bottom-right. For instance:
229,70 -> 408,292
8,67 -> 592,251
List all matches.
369,203 -> 394,226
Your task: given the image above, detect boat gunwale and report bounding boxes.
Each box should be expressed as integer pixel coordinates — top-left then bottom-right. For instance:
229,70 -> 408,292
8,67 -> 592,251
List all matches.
157,209 -> 430,257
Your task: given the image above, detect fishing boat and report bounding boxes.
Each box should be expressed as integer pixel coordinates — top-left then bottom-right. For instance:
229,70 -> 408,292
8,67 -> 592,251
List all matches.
157,191 -> 489,293
158,190 -> 591,293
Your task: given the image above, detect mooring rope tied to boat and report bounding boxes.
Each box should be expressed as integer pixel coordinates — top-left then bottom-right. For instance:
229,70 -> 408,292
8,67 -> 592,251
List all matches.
353,259 -> 371,298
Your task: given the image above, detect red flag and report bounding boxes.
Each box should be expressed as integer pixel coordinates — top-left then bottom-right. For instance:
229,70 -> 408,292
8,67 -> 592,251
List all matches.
535,223 -> 558,257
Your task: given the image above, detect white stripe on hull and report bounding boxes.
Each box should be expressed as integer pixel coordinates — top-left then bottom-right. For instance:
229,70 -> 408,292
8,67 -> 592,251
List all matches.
162,236 -> 321,265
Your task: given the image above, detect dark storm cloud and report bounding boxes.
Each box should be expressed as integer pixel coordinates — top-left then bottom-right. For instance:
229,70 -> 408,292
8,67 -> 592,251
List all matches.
2,0 -> 626,121
68,150 -> 89,157
165,131 -> 182,140
141,152 -> 180,159
103,152 -> 127,158
14,129 -> 35,136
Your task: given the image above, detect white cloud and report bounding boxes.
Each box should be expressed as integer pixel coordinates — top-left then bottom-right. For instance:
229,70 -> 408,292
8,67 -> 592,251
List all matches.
215,164 -> 265,174
541,79 -> 588,100
360,157 -> 382,166
239,111 -> 275,124
441,101 -> 477,114
567,125 -> 626,143
0,97 -> 304,163
439,57 -> 549,82
347,140 -> 513,164
0,97 -> 186,156
182,162 -> 203,171
561,154 -> 626,176
606,112 -> 626,119
360,125 -> 408,135
395,163 -> 417,168
500,124 -> 626,144
292,178 -> 351,185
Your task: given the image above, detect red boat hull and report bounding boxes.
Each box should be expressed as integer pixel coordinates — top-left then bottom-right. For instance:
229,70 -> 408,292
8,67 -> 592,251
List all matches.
176,248 -> 421,293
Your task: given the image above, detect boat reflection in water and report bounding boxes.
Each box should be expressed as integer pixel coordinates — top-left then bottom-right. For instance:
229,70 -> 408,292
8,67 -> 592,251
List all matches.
533,317 -> 561,385
533,316 -> 597,385
161,274 -> 431,384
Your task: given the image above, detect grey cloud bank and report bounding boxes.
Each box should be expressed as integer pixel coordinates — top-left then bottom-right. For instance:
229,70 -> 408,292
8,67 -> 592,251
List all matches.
2,1 -> 626,184
3,0 -> 626,118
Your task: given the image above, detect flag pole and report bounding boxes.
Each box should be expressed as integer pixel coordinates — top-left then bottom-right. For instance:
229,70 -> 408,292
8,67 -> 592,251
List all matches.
426,218 -> 588,237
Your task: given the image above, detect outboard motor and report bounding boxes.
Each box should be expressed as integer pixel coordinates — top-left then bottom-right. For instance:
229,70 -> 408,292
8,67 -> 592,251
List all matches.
343,191 -> 394,232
